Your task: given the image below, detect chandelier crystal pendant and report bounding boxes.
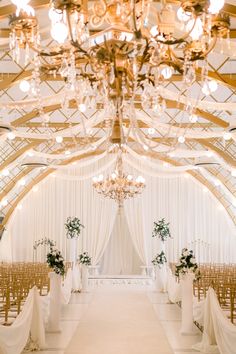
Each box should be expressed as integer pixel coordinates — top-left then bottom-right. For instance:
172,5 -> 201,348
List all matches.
92,153 -> 145,207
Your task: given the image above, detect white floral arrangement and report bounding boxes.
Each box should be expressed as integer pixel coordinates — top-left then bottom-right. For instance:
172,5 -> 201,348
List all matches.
65,217 -> 84,239
152,251 -> 167,268
47,247 -> 65,276
175,248 -> 200,279
78,252 -> 91,266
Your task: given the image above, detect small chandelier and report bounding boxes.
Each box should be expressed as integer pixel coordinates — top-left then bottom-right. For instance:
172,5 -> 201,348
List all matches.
92,153 -> 145,207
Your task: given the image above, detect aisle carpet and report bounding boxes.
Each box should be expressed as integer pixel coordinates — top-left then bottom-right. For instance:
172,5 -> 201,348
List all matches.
65,288 -> 174,354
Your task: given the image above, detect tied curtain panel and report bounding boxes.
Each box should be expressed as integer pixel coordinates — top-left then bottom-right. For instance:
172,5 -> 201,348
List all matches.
4,156 -> 118,263
2,155 -> 236,265
100,209 -> 141,275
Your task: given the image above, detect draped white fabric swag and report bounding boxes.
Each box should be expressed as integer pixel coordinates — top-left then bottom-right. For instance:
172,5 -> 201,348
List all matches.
2,155 -> 236,267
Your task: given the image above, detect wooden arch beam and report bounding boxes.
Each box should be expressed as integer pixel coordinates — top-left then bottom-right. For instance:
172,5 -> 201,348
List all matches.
11,98 -> 228,128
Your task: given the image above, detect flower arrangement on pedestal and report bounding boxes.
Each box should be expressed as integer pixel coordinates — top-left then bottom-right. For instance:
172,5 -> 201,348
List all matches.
78,252 -> 91,266
152,251 -> 167,268
152,218 -> 171,241
47,247 -> 65,276
175,248 -> 200,279
65,217 -> 84,239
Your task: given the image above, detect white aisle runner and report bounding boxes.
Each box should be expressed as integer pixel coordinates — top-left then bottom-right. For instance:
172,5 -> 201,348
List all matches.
65,288 -> 173,354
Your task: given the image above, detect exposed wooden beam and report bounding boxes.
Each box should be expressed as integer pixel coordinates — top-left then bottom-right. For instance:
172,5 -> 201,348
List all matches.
0,0 -> 50,19
196,139 -> 236,168
11,98 -> 228,128
0,141 -> 41,172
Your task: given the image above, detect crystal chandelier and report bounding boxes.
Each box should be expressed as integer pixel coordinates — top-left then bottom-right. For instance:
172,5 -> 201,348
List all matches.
92,152 -> 145,207
8,0 -> 229,147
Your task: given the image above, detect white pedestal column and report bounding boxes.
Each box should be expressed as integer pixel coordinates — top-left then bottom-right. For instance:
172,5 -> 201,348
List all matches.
155,266 -> 162,291
155,265 -> 167,292
81,265 -> 89,292
180,272 -> 196,335
47,272 -> 62,333
69,238 -> 78,266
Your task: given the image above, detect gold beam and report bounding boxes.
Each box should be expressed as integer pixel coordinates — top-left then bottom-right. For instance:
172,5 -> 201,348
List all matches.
2,149 -> 105,226
11,99 -> 228,128
0,0 -> 50,19
196,140 -> 236,168
0,141 -> 41,172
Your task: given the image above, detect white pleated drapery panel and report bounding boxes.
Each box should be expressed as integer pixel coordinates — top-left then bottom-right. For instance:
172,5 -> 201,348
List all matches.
100,209 -> 141,275
2,155 -> 236,265
193,288 -> 236,354
3,156 -> 118,263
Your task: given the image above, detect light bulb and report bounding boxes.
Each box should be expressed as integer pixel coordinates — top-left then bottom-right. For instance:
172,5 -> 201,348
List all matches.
2,169 -> 9,177
56,136 -> 63,143
111,173 -> 117,179
232,199 -> 236,208
231,169 -> 236,177
177,7 -> 191,22
206,151 -> 213,158
65,150 -> 71,155
32,185 -> 38,192
214,179 -> 221,187
51,22 -> 68,44
223,132 -> 232,141
127,175 -> 133,181
98,174 -> 104,181
19,178 -> 26,186
17,204 -> 23,210
27,150 -> 34,157
178,136 -> 185,144
136,176 -> 145,183
161,66 -> 173,80
203,186 -> 208,193
143,144 -> 149,151
150,25 -> 159,37
19,80 -> 30,93
48,7 -> 63,22
202,80 -> 218,95
92,176 -> 98,183
208,0 -> 224,14
187,17 -> 203,41
208,80 -> 218,93
189,114 -> 198,123
7,132 -> 16,140
148,127 -> 155,135
1,199 -> 8,207
79,103 -> 86,112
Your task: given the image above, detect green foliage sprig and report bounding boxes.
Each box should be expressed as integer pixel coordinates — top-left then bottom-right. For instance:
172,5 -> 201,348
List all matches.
78,252 -> 91,266
152,251 -> 167,267
47,247 -> 65,276
65,217 -> 84,239
33,237 -> 56,250
152,218 -> 171,242
175,248 -> 200,280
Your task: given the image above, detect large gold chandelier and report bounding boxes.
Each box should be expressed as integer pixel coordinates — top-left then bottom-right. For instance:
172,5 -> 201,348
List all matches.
8,0 -> 229,147
92,151 -> 145,207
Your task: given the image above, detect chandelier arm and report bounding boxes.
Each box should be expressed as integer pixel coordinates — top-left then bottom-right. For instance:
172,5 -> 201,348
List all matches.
153,16 -> 197,46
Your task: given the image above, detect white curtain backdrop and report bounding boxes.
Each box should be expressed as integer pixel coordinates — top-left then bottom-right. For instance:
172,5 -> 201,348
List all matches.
100,209 -> 141,274
3,156 -> 118,264
1,155 -> 236,265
